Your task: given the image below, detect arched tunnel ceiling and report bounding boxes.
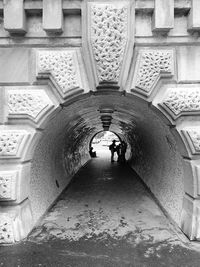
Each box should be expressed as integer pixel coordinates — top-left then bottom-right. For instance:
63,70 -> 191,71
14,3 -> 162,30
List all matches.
59,93 -> 151,141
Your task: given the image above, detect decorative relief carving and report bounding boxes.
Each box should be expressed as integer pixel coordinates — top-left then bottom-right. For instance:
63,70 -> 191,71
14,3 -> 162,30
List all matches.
0,131 -> 26,157
187,129 -> 200,153
0,215 -> 14,243
0,171 -> 17,201
162,88 -> 200,117
135,50 -> 174,93
8,90 -> 53,122
37,50 -> 81,94
90,3 -> 128,83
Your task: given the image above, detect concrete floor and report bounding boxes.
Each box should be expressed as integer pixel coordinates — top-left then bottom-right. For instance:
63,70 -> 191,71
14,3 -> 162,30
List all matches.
1,154 -> 200,266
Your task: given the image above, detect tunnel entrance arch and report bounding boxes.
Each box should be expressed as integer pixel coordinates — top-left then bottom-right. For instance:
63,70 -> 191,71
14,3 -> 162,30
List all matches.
0,88 -> 198,244
0,0 -> 200,244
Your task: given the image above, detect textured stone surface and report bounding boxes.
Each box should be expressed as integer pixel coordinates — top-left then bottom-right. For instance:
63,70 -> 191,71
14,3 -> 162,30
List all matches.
90,2 -> 128,83
0,131 -> 26,157
162,88 -> 200,117
0,171 -> 17,201
37,50 -> 81,95
135,50 -> 174,94
0,214 -> 14,243
8,89 -> 53,122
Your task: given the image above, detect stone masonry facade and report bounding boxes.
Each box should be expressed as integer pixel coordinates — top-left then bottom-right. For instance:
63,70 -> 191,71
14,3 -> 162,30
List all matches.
0,0 -> 200,244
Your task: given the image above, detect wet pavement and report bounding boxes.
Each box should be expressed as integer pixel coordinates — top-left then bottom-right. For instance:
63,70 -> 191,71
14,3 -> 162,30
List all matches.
1,154 -> 200,266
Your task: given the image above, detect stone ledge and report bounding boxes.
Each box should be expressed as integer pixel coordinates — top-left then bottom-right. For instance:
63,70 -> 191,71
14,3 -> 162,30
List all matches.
181,195 -> 200,240
0,199 -> 33,244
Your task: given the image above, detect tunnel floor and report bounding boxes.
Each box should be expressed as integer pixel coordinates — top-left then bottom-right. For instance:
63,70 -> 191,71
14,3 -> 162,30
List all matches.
2,156 -> 200,266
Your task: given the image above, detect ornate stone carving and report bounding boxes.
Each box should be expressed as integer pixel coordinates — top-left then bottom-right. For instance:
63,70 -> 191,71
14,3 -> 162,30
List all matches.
37,50 -> 81,94
182,128 -> 200,155
0,131 -> 27,157
8,90 -> 53,122
0,171 -> 17,201
135,50 -> 174,93
0,215 -> 14,243
187,129 -> 200,153
90,3 -> 128,83
162,88 -> 200,117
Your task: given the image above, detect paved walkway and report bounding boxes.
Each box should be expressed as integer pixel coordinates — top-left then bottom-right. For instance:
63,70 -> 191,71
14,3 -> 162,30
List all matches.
1,155 -> 200,266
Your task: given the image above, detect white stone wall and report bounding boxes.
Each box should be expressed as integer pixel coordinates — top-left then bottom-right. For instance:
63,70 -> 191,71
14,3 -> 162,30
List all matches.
1,0 -> 200,243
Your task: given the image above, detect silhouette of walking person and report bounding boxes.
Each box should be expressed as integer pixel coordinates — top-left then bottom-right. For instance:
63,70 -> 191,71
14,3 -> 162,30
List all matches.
115,143 -> 121,162
121,141 -> 127,163
109,140 -> 116,162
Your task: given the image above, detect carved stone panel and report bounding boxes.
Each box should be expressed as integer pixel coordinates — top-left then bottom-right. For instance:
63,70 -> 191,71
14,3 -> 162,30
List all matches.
83,1 -> 134,90
37,50 -> 82,97
0,130 -> 28,158
90,3 -> 128,84
133,50 -> 174,95
0,171 -> 17,201
182,128 -> 200,155
161,88 -> 200,118
0,214 -> 14,243
8,89 -> 54,123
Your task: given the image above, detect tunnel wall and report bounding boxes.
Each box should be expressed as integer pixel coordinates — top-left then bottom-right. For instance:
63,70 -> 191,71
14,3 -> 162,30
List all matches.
30,110 -> 92,224
128,120 -> 185,226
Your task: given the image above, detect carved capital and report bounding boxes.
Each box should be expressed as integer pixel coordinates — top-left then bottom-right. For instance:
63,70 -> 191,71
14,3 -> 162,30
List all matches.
160,87 -> 200,119
36,49 -> 83,98
132,50 -> 174,96
7,89 -> 54,123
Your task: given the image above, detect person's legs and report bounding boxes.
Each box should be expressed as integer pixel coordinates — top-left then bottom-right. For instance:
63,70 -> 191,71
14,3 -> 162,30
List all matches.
111,150 -> 114,162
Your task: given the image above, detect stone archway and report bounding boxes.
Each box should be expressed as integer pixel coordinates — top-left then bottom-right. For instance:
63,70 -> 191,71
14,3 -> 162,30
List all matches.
1,0 -> 200,244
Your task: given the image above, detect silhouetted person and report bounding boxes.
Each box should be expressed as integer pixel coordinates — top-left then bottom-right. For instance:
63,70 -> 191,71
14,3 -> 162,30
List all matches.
109,140 -> 116,162
115,143 -> 121,162
89,147 -> 96,158
121,141 -> 127,163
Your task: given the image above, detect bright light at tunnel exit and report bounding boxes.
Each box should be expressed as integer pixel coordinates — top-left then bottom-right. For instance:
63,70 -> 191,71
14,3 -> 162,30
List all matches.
90,131 -> 120,158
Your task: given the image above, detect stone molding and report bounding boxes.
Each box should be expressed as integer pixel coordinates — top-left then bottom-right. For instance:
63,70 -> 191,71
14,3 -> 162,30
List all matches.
181,195 -> 200,240
0,130 -> 29,159
132,49 -> 174,96
160,87 -> 200,119
0,171 -> 18,201
181,127 -> 200,156
36,49 -> 83,98
0,200 -> 33,244
7,89 -> 54,123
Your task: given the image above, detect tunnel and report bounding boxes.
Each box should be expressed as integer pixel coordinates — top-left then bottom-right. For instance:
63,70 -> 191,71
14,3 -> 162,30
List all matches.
29,91 -> 185,230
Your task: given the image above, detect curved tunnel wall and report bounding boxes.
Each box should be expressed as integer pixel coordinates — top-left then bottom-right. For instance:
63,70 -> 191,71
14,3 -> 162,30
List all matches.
29,93 -> 185,228
126,114 -> 184,225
